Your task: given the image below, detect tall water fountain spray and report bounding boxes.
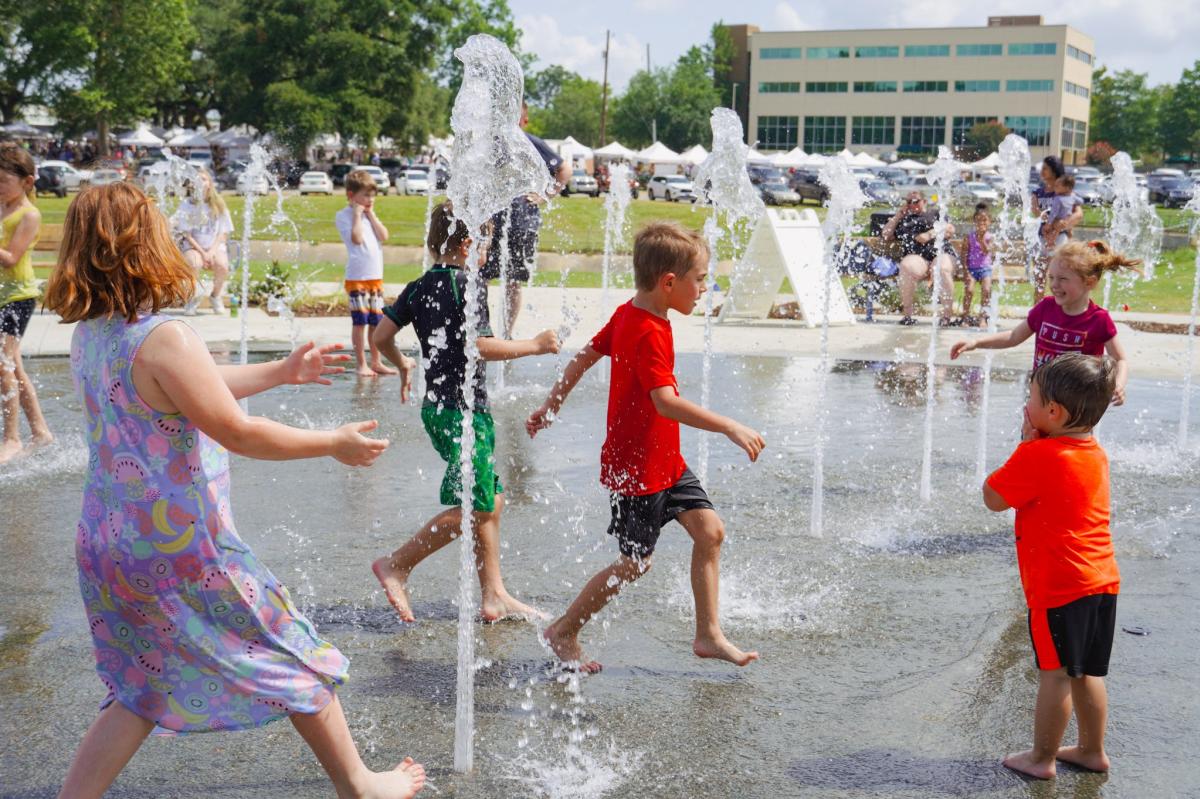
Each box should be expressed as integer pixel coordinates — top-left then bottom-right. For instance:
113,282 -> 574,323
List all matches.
237,145 -> 270,368
599,162 -> 633,322
691,109 -> 763,483
975,134 -> 1034,480
1106,151 -> 1163,306
445,33 -> 554,773
810,158 -> 866,535
1180,186 -> 1200,449
919,148 -> 961,502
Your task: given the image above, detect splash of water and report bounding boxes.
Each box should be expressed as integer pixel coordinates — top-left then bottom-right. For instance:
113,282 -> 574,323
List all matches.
599,163 -> 633,320
919,147 -> 961,502
811,158 -> 867,535
1105,151 -> 1164,307
692,109 -> 764,483
446,32 -> 553,773
1180,186 -> 1200,448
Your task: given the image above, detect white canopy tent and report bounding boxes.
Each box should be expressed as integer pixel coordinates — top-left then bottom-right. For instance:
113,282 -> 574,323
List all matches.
593,140 -> 638,160
836,148 -> 855,162
118,126 -> 164,148
970,152 -> 1001,172
890,158 -> 929,172
167,130 -> 212,149
558,135 -> 593,168
851,151 -> 886,168
798,153 -> 829,168
746,147 -> 773,164
679,144 -> 709,166
769,146 -> 809,168
636,141 -> 683,163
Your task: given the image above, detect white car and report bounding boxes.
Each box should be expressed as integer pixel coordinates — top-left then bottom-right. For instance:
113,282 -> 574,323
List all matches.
564,169 -> 599,197
394,169 -> 430,195
955,181 -> 1000,203
358,165 -> 390,195
136,161 -> 172,187
186,150 -> 214,168
298,171 -> 334,195
647,175 -> 695,202
236,171 -> 271,195
89,169 -> 125,186
38,159 -> 88,190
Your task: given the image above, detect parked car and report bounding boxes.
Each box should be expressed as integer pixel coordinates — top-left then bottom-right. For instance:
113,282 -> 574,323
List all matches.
758,176 -> 800,205
860,179 -> 899,206
329,163 -> 355,187
747,164 -> 779,185
378,157 -> 407,183
394,169 -> 431,195
298,171 -> 334,195
34,165 -> 68,198
790,171 -> 829,205
216,161 -> 246,190
186,151 -> 214,169
1072,178 -> 1104,206
873,167 -> 908,186
1066,165 -> 1102,181
1188,169 -> 1200,182
355,165 -> 390,194
136,161 -> 172,189
37,159 -> 87,190
895,175 -> 937,201
89,168 -> 125,186
954,181 -> 1000,204
595,166 -> 640,198
647,174 -> 695,202
236,170 -> 271,195
564,169 -> 599,197
1148,178 -> 1194,207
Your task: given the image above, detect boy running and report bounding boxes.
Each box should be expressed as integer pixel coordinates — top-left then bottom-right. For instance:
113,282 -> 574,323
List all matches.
526,221 -> 764,672
983,353 -> 1120,779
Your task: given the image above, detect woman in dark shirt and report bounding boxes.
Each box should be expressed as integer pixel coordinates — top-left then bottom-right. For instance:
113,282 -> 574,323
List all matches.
882,192 -> 957,324
1030,156 -> 1083,300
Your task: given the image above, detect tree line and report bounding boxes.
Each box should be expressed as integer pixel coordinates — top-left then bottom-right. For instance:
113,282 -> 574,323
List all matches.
1088,63 -> 1200,166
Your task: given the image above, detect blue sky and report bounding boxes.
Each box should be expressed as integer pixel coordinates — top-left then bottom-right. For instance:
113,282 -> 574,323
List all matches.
509,0 -> 1199,90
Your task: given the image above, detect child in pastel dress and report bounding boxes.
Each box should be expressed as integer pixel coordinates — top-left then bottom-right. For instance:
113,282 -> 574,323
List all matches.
45,183 -> 425,799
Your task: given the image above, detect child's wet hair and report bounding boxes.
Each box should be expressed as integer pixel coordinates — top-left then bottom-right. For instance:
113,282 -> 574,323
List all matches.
1056,174 -> 1076,191
1052,240 -> 1141,285
632,221 -> 709,291
1033,353 -> 1116,430
973,202 -> 990,220
345,170 -> 377,195
426,201 -> 493,256
0,144 -> 36,198
44,183 -> 195,322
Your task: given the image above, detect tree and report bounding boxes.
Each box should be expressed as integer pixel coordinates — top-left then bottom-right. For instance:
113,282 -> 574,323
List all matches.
51,0 -> 193,152
962,120 -> 1008,160
709,22 -> 735,109
528,75 -> 603,146
526,65 -> 575,108
0,2 -> 90,124
438,0 -> 528,99
1089,66 -> 1161,158
150,0 -> 242,131
1158,61 -> 1200,163
659,47 -> 721,150
610,69 -> 666,149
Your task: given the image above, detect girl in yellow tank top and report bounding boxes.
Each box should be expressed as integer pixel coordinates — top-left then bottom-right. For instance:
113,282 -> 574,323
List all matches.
0,144 -> 51,463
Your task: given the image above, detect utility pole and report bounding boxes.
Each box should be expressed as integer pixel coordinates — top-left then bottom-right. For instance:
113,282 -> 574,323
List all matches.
646,44 -> 656,143
599,29 -> 611,145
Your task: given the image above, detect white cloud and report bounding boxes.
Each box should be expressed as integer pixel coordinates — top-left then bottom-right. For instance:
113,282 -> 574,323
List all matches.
517,14 -> 646,90
772,2 -> 818,31
633,0 -> 685,10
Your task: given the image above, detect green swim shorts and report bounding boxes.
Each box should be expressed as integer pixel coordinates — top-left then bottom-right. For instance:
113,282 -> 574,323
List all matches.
420,404 -> 503,513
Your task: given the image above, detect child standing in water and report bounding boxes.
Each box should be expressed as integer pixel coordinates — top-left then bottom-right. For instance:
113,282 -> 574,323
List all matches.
526,221 -> 764,673
45,183 -> 424,799
0,145 -> 52,464
984,353 -> 1120,780
950,240 -> 1137,407
959,203 -> 993,326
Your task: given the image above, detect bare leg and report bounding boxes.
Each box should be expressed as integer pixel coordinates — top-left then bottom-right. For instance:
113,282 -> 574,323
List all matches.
473,494 -> 543,622
978,276 -> 993,325
0,335 -> 23,463
898,255 -> 929,318
1003,668 -> 1071,780
505,281 -> 523,336
372,507 -> 463,622
210,248 -> 230,299
291,694 -> 425,799
58,701 -> 154,799
676,509 -> 758,666
935,254 -> 956,320
961,276 -> 975,319
352,324 -> 374,377
543,555 -> 649,673
183,249 -> 204,303
1057,675 -> 1110,772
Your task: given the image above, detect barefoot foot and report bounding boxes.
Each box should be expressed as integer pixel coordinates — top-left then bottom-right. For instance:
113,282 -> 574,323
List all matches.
0,439 -> 23,464
541,620 -> 601,673
356,365 -> 378,378
372,558 -> 415,623
357,756 -> 426,799
29,431 -> 53,449
480,593 -> 549,623
1056,746 -> 1110,773
1002,749 -> 1057,780
371,361 -> 398,376
693,634 -> 759,667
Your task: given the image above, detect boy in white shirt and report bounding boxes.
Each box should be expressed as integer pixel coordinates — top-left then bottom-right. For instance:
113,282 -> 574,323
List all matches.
335,169 -> 396,376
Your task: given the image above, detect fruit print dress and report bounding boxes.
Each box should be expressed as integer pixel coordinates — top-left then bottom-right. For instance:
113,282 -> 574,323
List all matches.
71,314 -> 348,732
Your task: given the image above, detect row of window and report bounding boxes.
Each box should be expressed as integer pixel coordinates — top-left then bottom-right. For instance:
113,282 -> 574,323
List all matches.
1062,117 -> 1088,150
761,41 -> 1073,60
757,79 -> 1064,94
1065,81 -> 1090,99
758,114 -> 1056,152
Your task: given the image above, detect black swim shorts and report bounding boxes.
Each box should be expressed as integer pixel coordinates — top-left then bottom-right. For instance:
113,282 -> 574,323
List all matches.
607,468 -> 715,560
1029,593 -> 1117,677
0,298 -> 35,338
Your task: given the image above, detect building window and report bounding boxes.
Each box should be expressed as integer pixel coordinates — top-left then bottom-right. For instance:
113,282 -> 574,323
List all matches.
761,47 -> 803,60
1007,79 -> 1054,92
905,44 -> 950,57
1005,116 -> 1051,147
806,81 -> 848,93
1062,117 -> 1087,150
854,81 -> 898,93
900,116 -> 946,154
1064,81 -> 1090,99
758,116 -> 799,149
1067,45 -> 1093,65
903,80 -> 948,93
856,45 -> 899,58
955,80 -> 1000,92
1008,42 -> 1057,56
952,116 -> 1000,146
803,116 -> 846,153
956,43 -> 1003,56
852,116 -> 895,146
807,46 -> 850,59
759,82 -> 801,94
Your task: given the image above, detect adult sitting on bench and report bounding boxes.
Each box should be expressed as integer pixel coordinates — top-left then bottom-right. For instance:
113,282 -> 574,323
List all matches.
881,191 -> 956,326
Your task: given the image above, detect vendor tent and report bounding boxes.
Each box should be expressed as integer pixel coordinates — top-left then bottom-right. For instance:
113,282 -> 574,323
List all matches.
852,152 -> 886,167
167,131 -> 212,149
679,144 -> 709,165
970,152 -> 1000,171
594,140 -> 638,160
636,141 -> 683,164
770,147 -> 809,168
118,126 -> 164,148
746,147 -> 773,164
890,158 -> 929,172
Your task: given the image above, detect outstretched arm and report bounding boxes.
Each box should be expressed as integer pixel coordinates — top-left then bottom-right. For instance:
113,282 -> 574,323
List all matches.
477,329 -> 559,362
950,320 -> 1034,359
1105,334 -> 1129,405
650,386 -> 765,462
215,341 -> 351,399
371,317 -> 417,402
526,345 -> 603,436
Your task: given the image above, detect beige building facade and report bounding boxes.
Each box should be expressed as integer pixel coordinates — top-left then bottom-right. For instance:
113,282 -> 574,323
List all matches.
729,17 -> 1094,163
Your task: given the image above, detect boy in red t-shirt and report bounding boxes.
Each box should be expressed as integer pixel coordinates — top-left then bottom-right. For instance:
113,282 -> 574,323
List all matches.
984,353 -> 1120,780
526,221 -> 765,673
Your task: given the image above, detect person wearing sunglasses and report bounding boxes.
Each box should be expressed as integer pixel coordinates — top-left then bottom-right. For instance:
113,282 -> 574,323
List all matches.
881,191 -> 957,325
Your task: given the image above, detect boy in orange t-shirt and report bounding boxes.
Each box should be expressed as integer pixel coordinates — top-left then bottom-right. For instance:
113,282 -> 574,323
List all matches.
984,353 -> 1120,780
